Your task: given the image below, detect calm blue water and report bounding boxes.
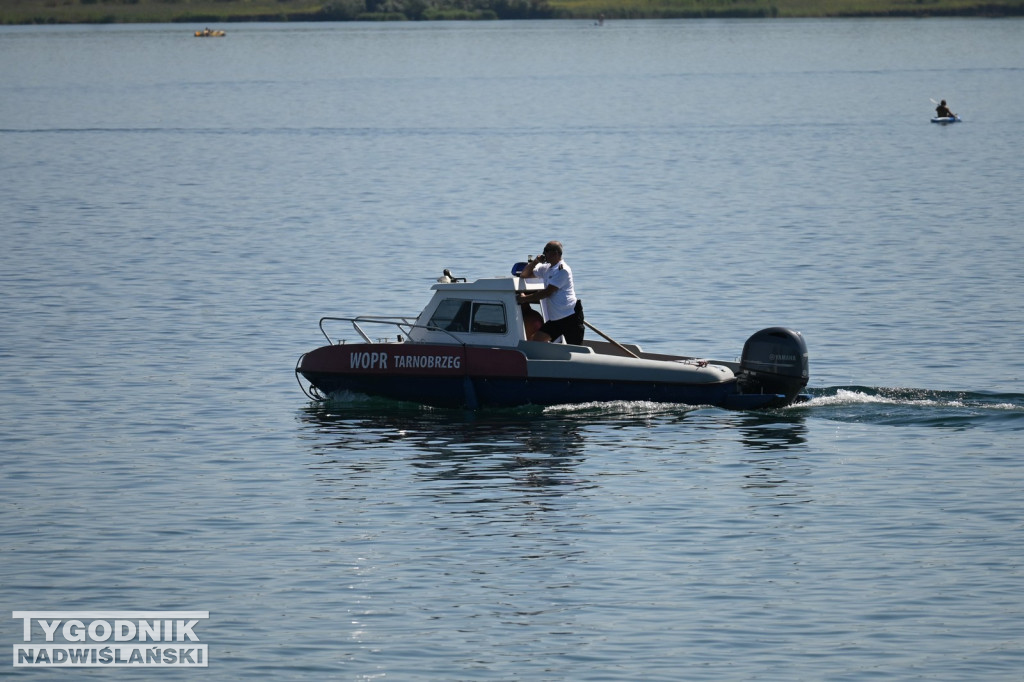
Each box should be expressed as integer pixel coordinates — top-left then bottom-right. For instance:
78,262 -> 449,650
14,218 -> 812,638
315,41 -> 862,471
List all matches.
2,18 -> 1024,680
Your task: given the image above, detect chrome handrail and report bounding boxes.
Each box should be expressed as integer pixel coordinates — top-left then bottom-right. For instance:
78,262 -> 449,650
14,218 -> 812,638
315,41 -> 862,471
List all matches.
317,316 -> 466,346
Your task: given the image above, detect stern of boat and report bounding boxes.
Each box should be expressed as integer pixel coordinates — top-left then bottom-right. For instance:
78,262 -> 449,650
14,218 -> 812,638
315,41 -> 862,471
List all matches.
736,327 -> 809,403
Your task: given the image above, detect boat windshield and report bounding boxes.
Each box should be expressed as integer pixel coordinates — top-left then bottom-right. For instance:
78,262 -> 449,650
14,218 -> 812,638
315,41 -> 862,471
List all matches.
428,299 -> 507,334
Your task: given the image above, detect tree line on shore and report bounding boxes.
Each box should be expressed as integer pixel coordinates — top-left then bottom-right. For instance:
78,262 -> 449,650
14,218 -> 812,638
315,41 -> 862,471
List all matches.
320,0 -> 555,21
3,0 -> 1023,25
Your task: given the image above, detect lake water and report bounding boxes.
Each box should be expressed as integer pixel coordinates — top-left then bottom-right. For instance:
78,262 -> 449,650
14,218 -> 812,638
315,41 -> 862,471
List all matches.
2,17 -> 1024,679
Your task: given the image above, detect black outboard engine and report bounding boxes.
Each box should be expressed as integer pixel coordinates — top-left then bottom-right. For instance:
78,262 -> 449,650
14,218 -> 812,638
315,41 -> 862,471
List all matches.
738,327 -> 809,401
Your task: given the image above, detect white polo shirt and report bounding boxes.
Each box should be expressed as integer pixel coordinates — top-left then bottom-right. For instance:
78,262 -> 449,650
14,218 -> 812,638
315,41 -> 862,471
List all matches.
533,261 -> 578,321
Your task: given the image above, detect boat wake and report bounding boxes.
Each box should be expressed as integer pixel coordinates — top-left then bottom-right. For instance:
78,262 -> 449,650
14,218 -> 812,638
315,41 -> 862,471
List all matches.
542,400 -> 701,416
803,386 -> 1023,408
307,386 -> 1024,431
796,386 -> 1024,430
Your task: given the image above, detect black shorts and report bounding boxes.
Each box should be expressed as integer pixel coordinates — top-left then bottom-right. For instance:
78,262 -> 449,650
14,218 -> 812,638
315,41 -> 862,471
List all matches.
540,300 -> 585,345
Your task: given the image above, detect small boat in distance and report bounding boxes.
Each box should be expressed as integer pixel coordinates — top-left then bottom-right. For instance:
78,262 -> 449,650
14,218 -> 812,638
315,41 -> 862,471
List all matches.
295,266 -> 810,410
194,29 -> 226,37
931,116 -> 962,124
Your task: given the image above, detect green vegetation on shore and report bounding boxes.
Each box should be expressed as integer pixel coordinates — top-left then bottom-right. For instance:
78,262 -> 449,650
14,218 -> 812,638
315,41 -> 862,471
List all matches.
1,0 -> 1021,24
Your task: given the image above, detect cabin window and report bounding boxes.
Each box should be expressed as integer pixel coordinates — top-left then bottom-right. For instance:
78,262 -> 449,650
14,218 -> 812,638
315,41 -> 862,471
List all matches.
430,299 -> 472,332
470,302 -> 507,334
428,299 -> 507,335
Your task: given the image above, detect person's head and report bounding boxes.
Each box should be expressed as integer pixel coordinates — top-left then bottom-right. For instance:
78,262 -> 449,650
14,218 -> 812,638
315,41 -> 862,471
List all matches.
542,241 -> 563,264
940,100 -> 946,106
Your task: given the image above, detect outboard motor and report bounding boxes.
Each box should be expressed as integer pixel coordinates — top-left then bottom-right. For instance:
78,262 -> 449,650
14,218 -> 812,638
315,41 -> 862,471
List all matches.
738,327 -> 809,401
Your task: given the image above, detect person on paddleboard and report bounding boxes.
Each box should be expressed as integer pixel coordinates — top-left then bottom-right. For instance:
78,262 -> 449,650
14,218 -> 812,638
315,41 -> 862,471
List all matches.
935,99 -> 955,119
516,241 -> 585,345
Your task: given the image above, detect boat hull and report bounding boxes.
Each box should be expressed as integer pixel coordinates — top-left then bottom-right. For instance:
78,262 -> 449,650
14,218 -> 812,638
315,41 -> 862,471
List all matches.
297,342 -> 795,410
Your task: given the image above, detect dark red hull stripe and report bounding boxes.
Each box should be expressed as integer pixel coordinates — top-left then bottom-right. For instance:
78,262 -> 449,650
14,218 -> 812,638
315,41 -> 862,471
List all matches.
299,344 -> 527,378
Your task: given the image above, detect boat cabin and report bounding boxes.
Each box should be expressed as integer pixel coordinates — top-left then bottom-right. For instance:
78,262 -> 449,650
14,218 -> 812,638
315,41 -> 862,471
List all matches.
407,276 -> 548,347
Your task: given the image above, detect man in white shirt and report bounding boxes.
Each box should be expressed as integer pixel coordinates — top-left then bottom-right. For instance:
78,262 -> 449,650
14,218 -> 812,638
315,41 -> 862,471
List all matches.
516,241 -> 585,344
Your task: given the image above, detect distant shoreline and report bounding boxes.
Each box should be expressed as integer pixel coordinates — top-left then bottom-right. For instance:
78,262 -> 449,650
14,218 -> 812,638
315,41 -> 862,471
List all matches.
3,0 -> 1022,25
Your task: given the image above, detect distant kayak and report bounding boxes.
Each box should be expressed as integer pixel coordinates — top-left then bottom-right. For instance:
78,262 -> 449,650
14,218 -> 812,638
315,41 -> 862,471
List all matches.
194,29 -> 226,38
931,116 -> 961,124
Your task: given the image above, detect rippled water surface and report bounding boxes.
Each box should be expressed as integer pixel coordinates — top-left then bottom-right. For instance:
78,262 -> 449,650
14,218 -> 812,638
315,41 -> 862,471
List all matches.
2,18 -> 1023,680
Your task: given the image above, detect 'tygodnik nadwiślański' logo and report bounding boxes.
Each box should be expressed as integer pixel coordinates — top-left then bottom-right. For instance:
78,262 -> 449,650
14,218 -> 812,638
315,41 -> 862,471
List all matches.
12,611 -> 209,667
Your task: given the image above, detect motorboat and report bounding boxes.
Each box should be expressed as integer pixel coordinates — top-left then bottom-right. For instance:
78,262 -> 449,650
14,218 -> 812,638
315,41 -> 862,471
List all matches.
194,29 -> 226,37
295,267 -> 809,410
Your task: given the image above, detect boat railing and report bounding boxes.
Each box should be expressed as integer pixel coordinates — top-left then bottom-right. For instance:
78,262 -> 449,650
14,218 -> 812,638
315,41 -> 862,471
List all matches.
318,316 -> 466,346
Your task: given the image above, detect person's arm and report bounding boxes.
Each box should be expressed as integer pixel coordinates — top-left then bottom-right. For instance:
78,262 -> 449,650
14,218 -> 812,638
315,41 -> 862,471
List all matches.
518,285 -> 558,306
521,255 -> 545,278
518,256 -> 549,304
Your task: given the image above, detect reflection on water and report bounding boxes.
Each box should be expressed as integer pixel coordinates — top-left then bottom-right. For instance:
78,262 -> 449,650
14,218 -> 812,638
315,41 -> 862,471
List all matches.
298,399 -> 814,512
733,409 -> 809,451
300,399 -> 810,455
298,402 -> 591,496
730,411 -> 813,505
